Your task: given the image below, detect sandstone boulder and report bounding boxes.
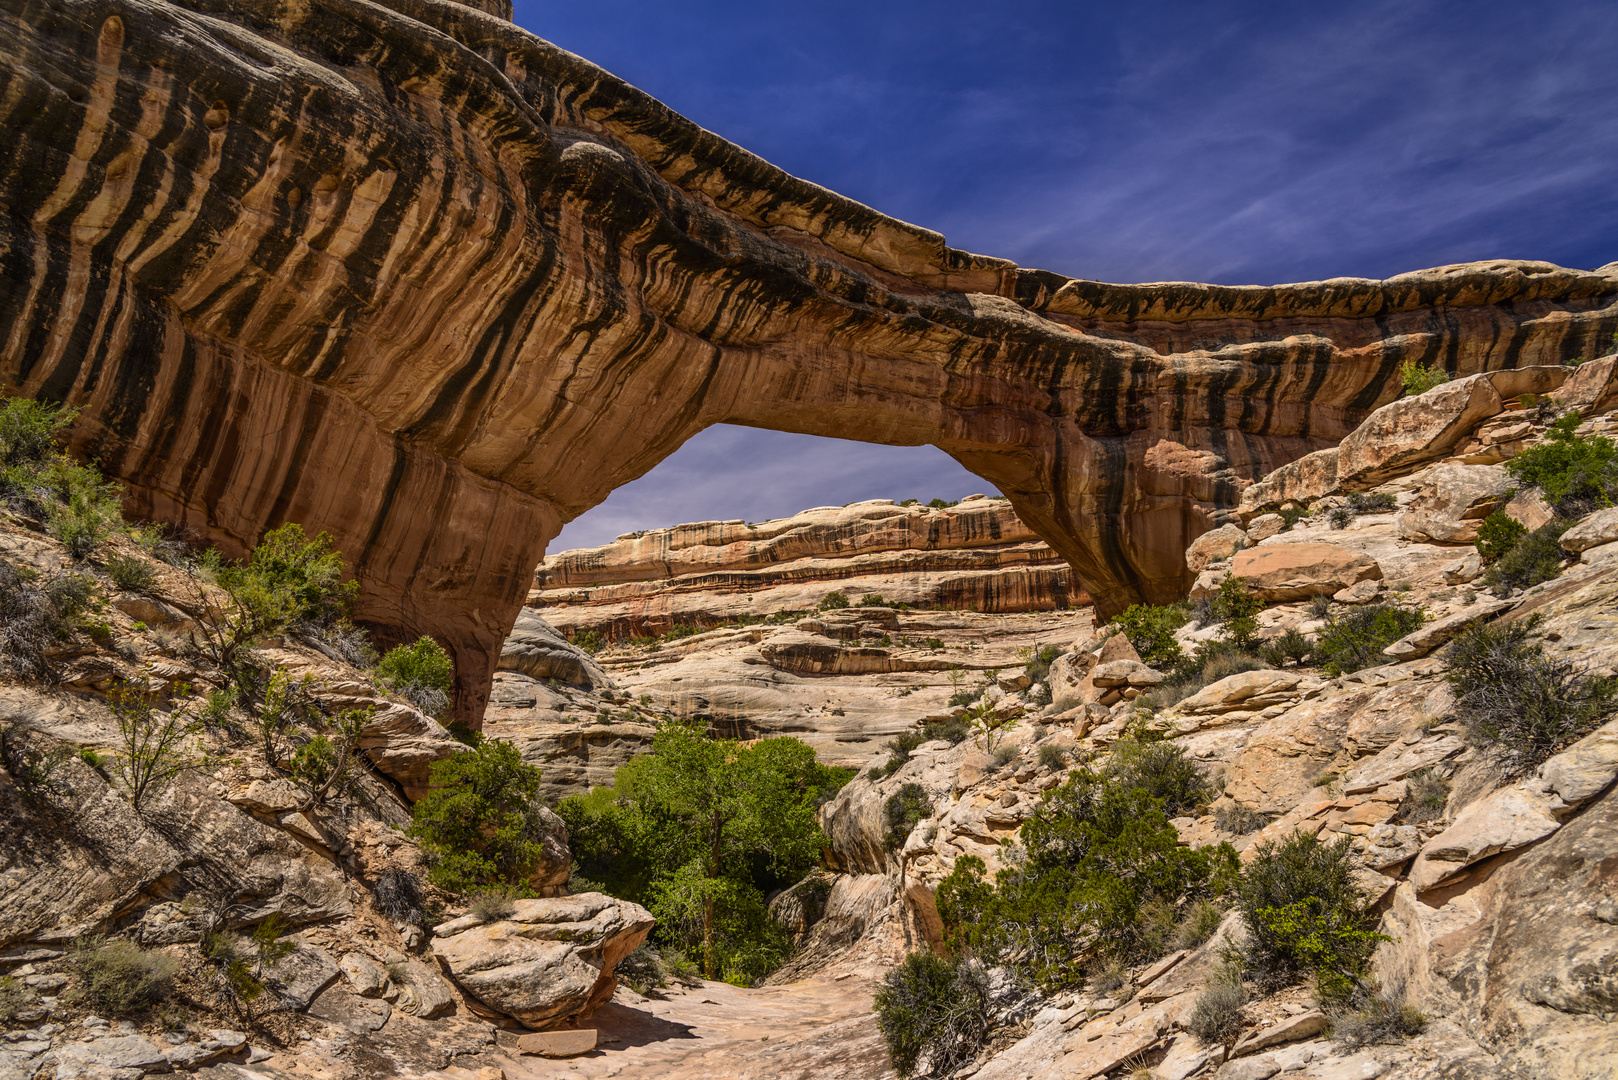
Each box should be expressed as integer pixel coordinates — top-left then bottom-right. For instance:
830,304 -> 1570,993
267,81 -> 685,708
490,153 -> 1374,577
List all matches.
500,610 -> 617,690
1560,506 -> 1618,553
1091,660 -> 1165,688
1177,670 -> 1319,716
1442,550 -> 1483,584
431,894 -> 654,1029
1504,486 -> 1556,531
1239,448 -> 1340,513
1409,785 -> 1564,892
1245,513 -> 1287,542
1335,368 -> 1567,487
526,806 -> 574,895
1231,544 -> 1381,601
1395,464 -> 1513,543
1381,598 -> 1511,661
351,702 -> 467,802
1185,524 -> 1249,572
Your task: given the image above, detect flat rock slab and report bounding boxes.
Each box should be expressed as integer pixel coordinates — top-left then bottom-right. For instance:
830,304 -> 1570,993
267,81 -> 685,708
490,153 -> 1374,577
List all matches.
1232,543 -> 1381,601
518,1028 -> 598,1057
53,1035 -> 169,1074
309,985 -> 393,1033
1232,1010 -> 1328,1057
1382,598 -> 1511,660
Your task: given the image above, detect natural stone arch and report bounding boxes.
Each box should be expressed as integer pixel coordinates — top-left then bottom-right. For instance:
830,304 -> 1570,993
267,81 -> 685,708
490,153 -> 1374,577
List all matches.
2,0 -> 1616,723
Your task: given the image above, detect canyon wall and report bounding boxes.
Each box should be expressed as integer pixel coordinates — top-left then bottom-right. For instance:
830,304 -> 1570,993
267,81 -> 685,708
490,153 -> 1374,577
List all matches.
532,496 -> 1084,639
2,0 -> 1616,721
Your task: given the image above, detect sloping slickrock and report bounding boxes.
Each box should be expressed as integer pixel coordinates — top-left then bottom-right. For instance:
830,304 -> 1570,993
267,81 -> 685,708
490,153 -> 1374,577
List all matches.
1549,353 -> 1618,412
1539,717 -> 1618,804
499,610 -> 616,690
1559,506 -> 1618,553
0,762 -> 349,943
1232,1011 -> 1329,1057
1381,598 -> 1512,660
1343,736 -> 1465,794
1395,464 -> 1514,543
1231,544 -> 1381,601
263,942 -> 341,1011
51,1035 -> 169,1075
431,894 -> 654,1029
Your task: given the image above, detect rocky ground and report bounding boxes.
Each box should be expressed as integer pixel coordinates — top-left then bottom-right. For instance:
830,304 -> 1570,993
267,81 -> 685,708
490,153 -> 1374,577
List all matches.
7,360 -> 1618,1080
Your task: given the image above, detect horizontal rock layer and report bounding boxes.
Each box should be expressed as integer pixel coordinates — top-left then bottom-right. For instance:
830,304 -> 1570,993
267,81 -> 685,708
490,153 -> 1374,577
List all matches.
533,498 -> 1084,638
3,0 -> 1616,725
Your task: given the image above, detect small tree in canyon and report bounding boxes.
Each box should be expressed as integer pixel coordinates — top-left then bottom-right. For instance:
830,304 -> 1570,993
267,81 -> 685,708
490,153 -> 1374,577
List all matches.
563,720 -> 846,982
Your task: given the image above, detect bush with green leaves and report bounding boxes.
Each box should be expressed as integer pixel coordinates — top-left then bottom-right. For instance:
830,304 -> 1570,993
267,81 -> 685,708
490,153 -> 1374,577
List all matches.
873,951 -> 993,1079
1330,981 -> 1428,1048
1482,520 -> 1569,592
936,768 -> 1237,988
408,738 -> 548,893
0,975 -> 38,1024
1110,604 -> 1189,668
288,707 -> 369,809
1474,509 -> 1526,565
1103,738 -> 1210,816
1037,743 -> 1068,770
0,398 -> 127,560
1236,831 -> 1383,999
375,636 -> 454,718
109,682 -> 201,811
1193,576 -> 1263,651
884,783 -> 932,851
1506,411 -> 1618,517
1445,616 -> 1618,777
1392,768 -> 1449,824
194,522 -> 357,674
104,553 -> 156,592
557,721 -> 849,983
818,591 -> 850,611
1259,627 -> 1312,669
71,936 -> 179,1015
1398,359 -> 1450,396
1310,603 -> 1424,676
1215,802 -> 1269,835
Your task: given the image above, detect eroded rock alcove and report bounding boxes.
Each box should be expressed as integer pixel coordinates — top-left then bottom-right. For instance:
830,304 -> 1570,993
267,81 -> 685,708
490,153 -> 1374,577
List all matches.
3,0 -> 1616,721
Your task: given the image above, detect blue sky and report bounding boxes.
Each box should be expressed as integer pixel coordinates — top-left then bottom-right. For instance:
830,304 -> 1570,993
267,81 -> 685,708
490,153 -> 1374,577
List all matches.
517,0 -> 1618,552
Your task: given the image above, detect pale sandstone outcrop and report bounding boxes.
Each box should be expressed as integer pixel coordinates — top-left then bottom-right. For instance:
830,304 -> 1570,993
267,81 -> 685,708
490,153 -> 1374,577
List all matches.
1230,543 -> 1382,600
1560,506 -> 1618,553
1395,464 -> 1514,544
1184,523 -> 1249,572
430,894 -> 654,1029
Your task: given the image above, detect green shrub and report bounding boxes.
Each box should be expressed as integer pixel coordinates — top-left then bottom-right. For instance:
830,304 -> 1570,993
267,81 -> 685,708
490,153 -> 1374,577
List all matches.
1506,411 -> 1618,516
197,685 -> 238,731
408,738 -> 547,893
1111,605 -> 1189,668
1327,505 -> 1357,530
0,720 -> 73,800
1236,831 -> 1383,997
1198,649 -> 1268,683
818,591 -> 849,611
570,628 -> 603,654
1445,616 -> 1618,777
104,553 -> 156,592
558,722 -> 842,982
195,523 -> 358,674
1259,628 -> 1312,669
109,682 -> 201,811
1392,768 -> 1449,824
1311,603 -> 1424,676
1348,491 -> 1398,515
1144,676 -> 1202,712
1104,739 -> 1210,816
1186,966 -> 1249,1046
1398,359 -> 1450,396
860,594 -> 887,607
1482,520 -> 1568,592
288,708 -> 368,807
1038,743 -> 1068,770
0,397 -> 71,468
71,936 -> 178,1015
935,769 -> 1237,987
200,931 -> 264,1004
884,783 -> 932,851
375,636 -> 455,718
873,952 -> 992,1079
47,467 -> 124,560
926,498 -> 958,509
1474,510 -> 1526,565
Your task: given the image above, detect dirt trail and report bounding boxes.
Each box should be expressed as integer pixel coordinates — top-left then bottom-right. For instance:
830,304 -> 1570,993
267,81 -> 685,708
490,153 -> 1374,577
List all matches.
498,977 -> 892,1080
